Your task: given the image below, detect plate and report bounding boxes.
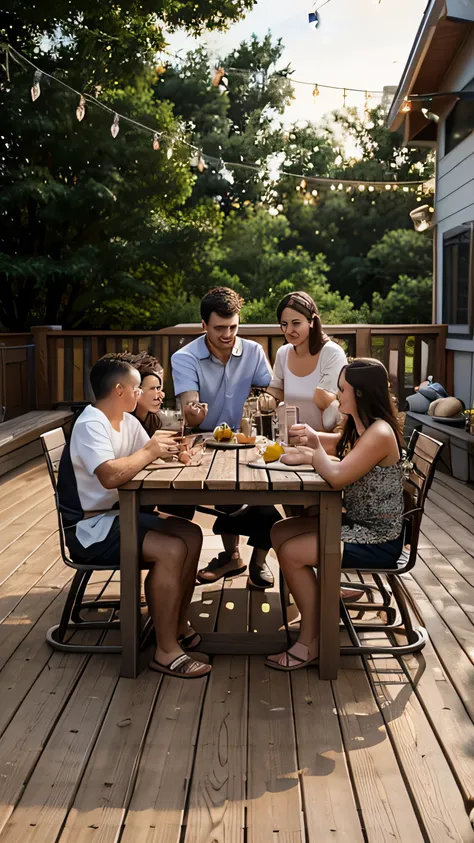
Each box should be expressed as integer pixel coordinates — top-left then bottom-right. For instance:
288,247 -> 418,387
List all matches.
205,439 -> 256,450
246,458 -> 316,472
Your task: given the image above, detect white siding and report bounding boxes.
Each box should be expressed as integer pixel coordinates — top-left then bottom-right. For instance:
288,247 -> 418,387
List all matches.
435,30 -> 474,327
453,350 -> 473,406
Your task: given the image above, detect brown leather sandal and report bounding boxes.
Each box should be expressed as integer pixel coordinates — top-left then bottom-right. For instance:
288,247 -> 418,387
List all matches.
149,653 -> 211,678
196,551 -> 246,584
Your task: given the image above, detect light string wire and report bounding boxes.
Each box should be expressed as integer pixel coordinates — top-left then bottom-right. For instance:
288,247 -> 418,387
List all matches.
161,49 -> 384,95
1,42 -> 431,190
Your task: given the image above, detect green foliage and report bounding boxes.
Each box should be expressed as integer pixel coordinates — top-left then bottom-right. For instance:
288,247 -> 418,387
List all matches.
369,275 -> 433,324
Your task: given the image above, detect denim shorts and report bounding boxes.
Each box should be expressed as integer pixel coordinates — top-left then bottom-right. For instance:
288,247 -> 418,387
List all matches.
342,535 -> 404,570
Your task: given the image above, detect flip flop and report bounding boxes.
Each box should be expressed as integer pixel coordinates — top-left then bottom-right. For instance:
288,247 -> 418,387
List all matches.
196,551 -> 247,584
265,647 -> 318,672
149,653 -> 211,679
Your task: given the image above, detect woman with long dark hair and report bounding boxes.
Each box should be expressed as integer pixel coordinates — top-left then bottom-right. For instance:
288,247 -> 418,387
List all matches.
263,291 -> 347,431
266,358 -> 406,672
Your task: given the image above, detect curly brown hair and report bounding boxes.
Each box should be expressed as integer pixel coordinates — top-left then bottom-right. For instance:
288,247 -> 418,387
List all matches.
200,287 -> 244,323
102,351 -> 164,435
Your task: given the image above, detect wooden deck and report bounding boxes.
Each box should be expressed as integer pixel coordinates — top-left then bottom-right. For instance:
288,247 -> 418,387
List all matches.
1,458 -> 474,841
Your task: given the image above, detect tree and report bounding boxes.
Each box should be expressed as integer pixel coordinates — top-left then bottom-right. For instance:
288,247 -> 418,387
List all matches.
0,0 -> 257,328
369,275 -> 433,324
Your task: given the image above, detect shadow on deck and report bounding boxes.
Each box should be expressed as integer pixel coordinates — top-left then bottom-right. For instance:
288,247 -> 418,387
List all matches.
0,458 -> 473,842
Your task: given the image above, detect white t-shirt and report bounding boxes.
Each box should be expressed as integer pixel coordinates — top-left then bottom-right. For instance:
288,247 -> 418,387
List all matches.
269,340 -> 347,430
70,405 -> 149,548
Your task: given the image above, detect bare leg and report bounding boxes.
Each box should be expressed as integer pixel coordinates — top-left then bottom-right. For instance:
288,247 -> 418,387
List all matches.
142,530 -> 188,665
267,524 -> 320,667
221,533 -> 240,558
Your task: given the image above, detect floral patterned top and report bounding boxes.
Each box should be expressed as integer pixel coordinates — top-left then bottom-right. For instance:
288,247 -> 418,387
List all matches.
341,461 -> 404,544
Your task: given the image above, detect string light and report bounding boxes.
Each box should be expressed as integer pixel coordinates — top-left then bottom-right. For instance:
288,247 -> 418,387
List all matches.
312,84 -> 320,99
401,98 -> 412,113
76,94 -> 86,122
30,69 -> 41,101
111,113 -> 120,138
3,44 -> 432,197
343,88 -> 347,107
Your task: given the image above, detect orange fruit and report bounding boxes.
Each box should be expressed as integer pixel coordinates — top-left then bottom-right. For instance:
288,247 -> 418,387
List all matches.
263,442 -> 285,463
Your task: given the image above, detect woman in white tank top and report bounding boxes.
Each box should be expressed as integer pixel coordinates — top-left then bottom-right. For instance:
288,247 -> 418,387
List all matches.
264,291 -> 347,431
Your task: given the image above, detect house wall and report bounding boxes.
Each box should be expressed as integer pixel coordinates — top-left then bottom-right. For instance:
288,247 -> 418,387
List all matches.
435,28 -> 474,407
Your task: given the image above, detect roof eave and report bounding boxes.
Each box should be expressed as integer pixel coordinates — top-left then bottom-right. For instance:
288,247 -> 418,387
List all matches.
387,0 -> 447,130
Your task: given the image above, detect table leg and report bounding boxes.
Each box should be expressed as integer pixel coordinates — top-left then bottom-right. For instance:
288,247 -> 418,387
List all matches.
318,491 -> 342,680
119,489 -> 141,678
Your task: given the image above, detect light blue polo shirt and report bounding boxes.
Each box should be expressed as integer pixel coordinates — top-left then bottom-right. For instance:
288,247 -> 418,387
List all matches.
171,334 -> 272,431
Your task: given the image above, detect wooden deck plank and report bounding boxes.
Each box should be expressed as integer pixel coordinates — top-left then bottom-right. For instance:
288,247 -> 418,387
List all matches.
411,557 -> 474,663
184,656 -> 247,843
397,628 -> 474,812
0,631 -> 102,835
420,514 -> 474,587
58,674 -> 161,843
404,575 -> 474,722
429,487 -> 474,534
0,534 -> 61,623
121,675 -> 206,843
434,471 -> 474,506
0,497 -> 56,558
0,473 -> 51,522
431,478 -> 474,520
0,457 -> 44,496
248,554 -> 283,635
0,569 -> 111,735
366,653 -> 474,842
216,567 -> 249,635
333,661 -> 425,843
247,657 -> 304,843
417,543 -> 474,620
291,668 -> 364,842
0,643 -> 120,843
424,499 -> 474,560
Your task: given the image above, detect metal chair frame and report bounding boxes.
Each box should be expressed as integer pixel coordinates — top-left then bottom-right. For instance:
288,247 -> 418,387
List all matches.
279,429 -> 444,658
41,428 -> 152,654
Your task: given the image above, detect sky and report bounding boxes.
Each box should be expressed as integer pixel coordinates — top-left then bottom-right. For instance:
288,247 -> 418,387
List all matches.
167,0 -> 428,123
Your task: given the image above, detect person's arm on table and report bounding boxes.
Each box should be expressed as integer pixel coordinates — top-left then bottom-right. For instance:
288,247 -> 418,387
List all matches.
282,423 -> 394,489
289,423 -> 341,456
95,434 -> 178,490
177,390 -> 208,428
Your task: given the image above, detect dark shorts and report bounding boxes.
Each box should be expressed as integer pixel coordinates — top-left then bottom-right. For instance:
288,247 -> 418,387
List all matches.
65,512 -> 186,567
342,535 -> 404,570
213,505 -> 282,551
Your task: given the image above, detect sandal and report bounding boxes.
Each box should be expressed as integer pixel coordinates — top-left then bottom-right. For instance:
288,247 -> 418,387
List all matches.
149,653 -> 211,679
196,551 -> 247,584
265,642 -> 318,672
178,630 -> 203,651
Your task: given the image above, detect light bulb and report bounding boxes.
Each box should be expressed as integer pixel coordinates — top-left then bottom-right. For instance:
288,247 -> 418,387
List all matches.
76,95 -> 86,122
111,113 -> 120,138
153,133 -> 160,150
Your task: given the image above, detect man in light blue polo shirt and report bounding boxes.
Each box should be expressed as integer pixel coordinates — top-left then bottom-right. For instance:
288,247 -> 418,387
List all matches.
171,287 -> 280,589
172,292 -> 271,432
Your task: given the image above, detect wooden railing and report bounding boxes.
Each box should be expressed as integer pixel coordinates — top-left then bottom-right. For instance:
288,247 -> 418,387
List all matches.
0,333 -> 35,421
27,323 -> 450,415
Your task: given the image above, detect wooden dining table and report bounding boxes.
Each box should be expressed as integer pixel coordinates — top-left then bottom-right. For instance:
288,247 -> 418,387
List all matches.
118,444 -> 342,679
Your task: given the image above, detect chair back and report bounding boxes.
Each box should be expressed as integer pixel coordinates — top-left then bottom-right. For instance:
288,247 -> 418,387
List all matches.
40,428 -> 73,566
402,429 -> 443,571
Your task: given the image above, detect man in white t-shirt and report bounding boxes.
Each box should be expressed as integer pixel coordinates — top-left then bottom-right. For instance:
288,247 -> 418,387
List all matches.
57,355 -> 211,679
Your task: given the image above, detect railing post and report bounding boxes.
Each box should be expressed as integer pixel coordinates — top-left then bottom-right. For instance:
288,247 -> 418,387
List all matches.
31,325 -> 61,410
355,327 -> 372,358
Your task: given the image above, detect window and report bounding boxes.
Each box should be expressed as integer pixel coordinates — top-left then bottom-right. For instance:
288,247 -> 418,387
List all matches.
445,78 -> 474,155
442,227 -> 472,327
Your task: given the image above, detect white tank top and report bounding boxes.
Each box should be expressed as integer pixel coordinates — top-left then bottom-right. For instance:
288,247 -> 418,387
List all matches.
270,341 -> 347,430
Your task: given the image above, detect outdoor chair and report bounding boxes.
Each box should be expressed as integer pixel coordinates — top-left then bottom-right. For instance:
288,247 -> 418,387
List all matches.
41,427 -> 151,654
279,429 -> 443,658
